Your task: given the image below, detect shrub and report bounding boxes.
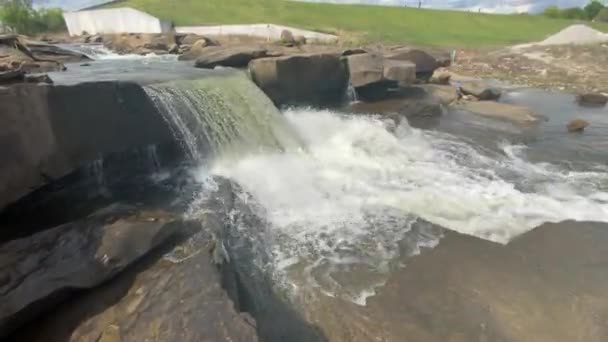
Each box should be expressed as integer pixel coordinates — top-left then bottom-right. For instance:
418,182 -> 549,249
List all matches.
584,1 -> 605,20
543,5 -> 562,19
0,0 -> 66,35
561,7 -> 587,20
596,7 -> 608,22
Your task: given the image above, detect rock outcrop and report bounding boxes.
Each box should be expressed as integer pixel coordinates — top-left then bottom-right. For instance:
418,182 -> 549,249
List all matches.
0,204 -> 189,337
384,47 -> 439,81
102,33 -> 178,55
0,34 -> 89,74
249,52 -> 348,106
184,46 -> 270,68
346,53 -> 416,101
0,82 -> 174,211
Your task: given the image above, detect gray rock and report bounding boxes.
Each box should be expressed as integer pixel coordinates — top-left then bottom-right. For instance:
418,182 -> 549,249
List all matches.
576,93 -> 607,107
190,46 -> 269,68
346,53 -> 385,88
249,52 -> 348,106
280,29 -> 296,46
419,84 -> 460,106
383,59 -> 416,84
459,81 -> 501,101
0,205 -> 186,337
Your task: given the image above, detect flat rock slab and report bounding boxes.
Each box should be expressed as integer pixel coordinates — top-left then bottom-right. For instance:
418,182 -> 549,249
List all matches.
301,221 -> 608,342
0,205 -> 183,337
14,208 -> 259,342
189,46 -> 270,68
454,100 -> 541,124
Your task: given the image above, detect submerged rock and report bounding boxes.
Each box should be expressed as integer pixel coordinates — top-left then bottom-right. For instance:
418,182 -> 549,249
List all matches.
576,93 -> 607,107
454,100 -> 541,124
249,52 -> 348,106
459,81 -> 501,100
0,205 -> 186,337
567,119 -> 589,132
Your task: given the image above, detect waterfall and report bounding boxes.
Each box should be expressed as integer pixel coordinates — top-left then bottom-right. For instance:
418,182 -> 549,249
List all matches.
144,72 -> 301,162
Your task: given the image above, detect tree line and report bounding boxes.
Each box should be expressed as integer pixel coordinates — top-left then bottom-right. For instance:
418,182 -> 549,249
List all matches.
0,0 -> 66,35
543,0 -> 608,22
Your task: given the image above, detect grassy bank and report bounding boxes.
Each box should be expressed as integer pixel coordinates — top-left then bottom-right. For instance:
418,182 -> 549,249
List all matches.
112,0 -> 608,47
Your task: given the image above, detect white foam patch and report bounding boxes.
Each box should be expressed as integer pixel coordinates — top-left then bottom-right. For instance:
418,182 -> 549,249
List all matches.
210,108 -> 608,303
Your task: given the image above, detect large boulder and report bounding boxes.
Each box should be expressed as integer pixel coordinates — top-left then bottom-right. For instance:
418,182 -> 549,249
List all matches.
280,29 -> 296,46
459,81 -> 501,101
188,46 -> 269,68
0,82 -> 174,211
346,53 -> 416,101
249,52 -> 349,106
0,204 -> 189,337
454,100 -> 541,124
384,47 -> 439,81
576,93 -> 607,107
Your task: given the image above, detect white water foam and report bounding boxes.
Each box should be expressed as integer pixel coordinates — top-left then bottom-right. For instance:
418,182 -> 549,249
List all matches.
210,108 -> 608,304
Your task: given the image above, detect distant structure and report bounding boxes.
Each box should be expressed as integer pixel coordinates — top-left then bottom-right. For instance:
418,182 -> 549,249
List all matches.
62,7 -> 173,36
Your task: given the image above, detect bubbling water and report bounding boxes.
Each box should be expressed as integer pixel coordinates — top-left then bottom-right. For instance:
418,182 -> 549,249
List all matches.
210,108 -> 608,304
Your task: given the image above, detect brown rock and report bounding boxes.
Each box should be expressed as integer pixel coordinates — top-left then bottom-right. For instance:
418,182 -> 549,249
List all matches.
567,119 -> 589,132
383,59 -> 416,84
176,33 -> 219,46
294,35 -> 307,46
249,52 -> 348,106
341,48 -> 367,56
576,93 -> 607,107
429,69 -> 451,85
419,84 -> 459,106
103,33 -> 177,54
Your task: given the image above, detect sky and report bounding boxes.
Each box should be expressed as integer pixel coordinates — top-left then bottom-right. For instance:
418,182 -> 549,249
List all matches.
33,0 -> 591,13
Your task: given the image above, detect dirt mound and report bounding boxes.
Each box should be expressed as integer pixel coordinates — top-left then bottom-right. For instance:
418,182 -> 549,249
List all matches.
514,24 -> 608,49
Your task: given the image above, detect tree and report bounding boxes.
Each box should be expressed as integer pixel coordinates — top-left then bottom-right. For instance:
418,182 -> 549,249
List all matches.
0,0 -> 65,35
543,5 -> 562,19
596,7 -> 608,22
584,0 -> 605,20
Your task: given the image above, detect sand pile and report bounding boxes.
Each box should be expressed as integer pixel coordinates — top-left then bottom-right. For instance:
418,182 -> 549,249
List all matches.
512,24 -> 608,49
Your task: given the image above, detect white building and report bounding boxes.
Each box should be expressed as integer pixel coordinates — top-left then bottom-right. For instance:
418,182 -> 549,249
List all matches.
62,7 -> 173,36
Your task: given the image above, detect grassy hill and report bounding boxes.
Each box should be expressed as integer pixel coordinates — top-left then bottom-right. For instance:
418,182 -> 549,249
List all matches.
111,0 -> 608,47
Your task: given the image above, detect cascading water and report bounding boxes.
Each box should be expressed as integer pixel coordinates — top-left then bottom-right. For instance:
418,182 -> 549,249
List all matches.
142,71 -> 608,306
144,72 -> 301,162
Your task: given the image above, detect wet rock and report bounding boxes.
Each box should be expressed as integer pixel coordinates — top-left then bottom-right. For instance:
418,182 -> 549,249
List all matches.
567,119 -> 589,132
0,81 -> 173,210
24,73 -> 52,84
576,93 -> 607,107
0,68 -> 25,83
347,86 -> 443,121
385,47 -> 439,81
249,52 -> 348,106
454,100 -> 541,124
459,81 -> 501,100
190,46 -> 270,68
167,43 -> 179,54
0,205 -> 185,337
178,38 -> 225,60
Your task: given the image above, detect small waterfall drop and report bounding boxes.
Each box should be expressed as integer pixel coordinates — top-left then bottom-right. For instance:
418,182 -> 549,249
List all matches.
144,72 -> 301,162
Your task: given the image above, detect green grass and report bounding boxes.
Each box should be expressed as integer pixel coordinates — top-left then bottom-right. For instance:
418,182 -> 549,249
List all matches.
111,0 -> 608,47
